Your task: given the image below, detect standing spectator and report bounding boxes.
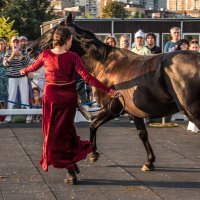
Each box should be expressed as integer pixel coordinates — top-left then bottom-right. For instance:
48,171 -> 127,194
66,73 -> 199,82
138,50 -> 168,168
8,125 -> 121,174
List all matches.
0,38 -> 8,122
146,32 -> 162,54
189,39 -> 199,52
3,36 -> 31,123
119,34 -> 131,50
104,36 -> 117,47
187,38 -> 199,132
131,30 -> 151,55
19,36 -> 33,99
145,33 -> 162,123
19,36 -> 28,53
164,27 -> 180,52
176,39 -> 189,50
130,30 -> 151,124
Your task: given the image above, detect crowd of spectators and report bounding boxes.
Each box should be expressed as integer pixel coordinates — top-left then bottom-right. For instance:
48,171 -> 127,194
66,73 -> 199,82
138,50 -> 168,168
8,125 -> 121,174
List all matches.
0,27 -> 199,123
0,36 -> 43,123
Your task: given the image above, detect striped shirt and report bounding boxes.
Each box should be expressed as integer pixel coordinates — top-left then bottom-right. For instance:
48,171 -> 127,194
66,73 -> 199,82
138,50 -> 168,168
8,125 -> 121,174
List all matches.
3,50 -> 30,78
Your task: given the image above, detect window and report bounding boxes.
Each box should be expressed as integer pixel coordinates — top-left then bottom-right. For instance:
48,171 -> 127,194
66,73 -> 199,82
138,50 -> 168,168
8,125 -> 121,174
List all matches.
95,33 -> 110,42
183,33 -> 200,45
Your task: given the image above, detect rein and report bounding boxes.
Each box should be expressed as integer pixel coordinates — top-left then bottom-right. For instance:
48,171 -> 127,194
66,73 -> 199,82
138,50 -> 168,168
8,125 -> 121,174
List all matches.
89,93 -> 126,118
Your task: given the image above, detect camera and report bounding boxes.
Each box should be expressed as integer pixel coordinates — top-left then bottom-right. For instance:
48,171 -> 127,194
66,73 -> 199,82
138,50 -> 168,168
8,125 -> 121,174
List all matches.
14,46 -> 19,50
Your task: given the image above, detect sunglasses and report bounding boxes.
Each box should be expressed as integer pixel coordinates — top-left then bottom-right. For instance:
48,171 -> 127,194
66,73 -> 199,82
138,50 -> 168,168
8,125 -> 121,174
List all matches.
173,32 -> 180,34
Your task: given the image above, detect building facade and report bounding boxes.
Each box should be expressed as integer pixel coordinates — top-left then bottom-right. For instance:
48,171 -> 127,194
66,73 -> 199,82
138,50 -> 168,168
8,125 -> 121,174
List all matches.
167,0 -> 200,11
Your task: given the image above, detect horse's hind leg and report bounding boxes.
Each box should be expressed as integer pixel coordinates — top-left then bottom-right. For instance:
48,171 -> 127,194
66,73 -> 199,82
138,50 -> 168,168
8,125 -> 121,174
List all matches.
133,116 -> 155,171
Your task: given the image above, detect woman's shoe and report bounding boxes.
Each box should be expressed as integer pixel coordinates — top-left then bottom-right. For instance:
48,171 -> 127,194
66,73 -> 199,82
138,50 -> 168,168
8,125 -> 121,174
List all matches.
64,169 -> 77,185
74,164 -> 80,174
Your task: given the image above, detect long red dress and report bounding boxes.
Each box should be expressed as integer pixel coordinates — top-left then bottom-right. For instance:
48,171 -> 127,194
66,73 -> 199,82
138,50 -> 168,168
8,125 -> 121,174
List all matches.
24,49 -> 111,172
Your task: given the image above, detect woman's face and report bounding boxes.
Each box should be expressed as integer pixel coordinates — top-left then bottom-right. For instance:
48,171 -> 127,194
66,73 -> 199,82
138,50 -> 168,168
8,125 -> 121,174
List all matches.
106,38 -> 116,47
33,90 -> 40,99
11,39 -> 20,51
0,41 -> 6,52
189,43 -> 199,52
180,43 -> 188,50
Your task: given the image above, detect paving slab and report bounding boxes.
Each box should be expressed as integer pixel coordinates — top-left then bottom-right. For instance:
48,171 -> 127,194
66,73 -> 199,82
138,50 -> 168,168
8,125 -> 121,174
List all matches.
0,121 -> 200,200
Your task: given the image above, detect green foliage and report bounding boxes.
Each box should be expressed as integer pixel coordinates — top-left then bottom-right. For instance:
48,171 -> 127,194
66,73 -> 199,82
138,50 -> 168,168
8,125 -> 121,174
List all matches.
0,16 -> 18,42
0,0 -> 55,40
132,11 -> 145,18
102,1 -> 129,18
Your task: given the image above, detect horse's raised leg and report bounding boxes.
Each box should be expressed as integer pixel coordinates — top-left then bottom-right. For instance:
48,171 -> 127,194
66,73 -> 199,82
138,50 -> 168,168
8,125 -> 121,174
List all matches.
89,108 -> 114,163
133,116 -> 155,171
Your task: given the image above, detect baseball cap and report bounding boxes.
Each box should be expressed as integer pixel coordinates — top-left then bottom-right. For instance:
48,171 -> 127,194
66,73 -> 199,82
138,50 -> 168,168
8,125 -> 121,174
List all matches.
135,30 -> 145,38
19,36 -> 28,41
10,36 -> 20,42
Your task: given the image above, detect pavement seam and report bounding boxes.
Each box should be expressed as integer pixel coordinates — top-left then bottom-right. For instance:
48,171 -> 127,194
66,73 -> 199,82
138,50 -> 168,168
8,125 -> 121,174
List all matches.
98,149 -> 165,200
0,189 -> 4,200
9,126 -> 58,200
156,141 -> 198,165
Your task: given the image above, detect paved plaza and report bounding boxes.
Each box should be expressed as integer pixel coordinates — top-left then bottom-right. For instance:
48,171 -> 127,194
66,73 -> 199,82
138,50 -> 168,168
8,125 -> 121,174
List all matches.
0,120 -> 200,200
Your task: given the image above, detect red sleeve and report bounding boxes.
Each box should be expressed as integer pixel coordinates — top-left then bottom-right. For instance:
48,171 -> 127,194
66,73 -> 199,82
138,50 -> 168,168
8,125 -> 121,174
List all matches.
74,54 -> 111,93
25,52 -> 44,73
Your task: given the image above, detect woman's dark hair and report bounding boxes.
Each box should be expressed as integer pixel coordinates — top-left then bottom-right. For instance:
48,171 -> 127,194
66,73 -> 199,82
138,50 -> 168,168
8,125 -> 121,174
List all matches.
104,36 -> 117,46
176,39 -> 189,50
53,26 -> 72,47
32,87 -> 40,93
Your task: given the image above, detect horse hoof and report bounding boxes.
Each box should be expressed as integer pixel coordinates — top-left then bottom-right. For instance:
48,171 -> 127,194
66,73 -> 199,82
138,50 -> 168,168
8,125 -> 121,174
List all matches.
89,152 -> 100,163
141,163 -> 155,171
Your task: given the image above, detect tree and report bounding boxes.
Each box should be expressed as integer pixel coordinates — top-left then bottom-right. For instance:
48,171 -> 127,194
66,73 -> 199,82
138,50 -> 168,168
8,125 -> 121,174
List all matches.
102,1 -> 129,19
0,16 -> 18,42
132,11 -> 145,18
0,0 -> 55,40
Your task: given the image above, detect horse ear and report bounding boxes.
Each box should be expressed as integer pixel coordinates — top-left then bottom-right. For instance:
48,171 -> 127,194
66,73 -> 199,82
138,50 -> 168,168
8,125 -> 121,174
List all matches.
66,12 -> 73,24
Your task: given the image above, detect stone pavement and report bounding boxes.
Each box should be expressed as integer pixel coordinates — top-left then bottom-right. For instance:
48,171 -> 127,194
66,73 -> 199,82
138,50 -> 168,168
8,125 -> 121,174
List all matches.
0,120 -> 200,200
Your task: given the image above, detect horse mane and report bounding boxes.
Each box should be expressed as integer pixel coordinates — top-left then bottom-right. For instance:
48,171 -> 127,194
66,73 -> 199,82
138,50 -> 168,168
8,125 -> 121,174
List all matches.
71,23 -> 118,63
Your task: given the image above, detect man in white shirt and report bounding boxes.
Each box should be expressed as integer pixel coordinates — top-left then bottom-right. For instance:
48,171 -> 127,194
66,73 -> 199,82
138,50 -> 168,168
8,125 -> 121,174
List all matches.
131,30 -> 151,56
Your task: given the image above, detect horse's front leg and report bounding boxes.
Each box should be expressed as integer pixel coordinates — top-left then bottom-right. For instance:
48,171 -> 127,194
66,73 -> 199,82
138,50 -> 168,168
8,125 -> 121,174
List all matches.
133,116 -> 155,171
89,108 -> 114,163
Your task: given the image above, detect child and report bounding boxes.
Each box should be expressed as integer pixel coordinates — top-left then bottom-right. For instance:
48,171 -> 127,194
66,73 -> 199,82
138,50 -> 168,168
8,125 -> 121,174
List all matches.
29,87 -> 42,122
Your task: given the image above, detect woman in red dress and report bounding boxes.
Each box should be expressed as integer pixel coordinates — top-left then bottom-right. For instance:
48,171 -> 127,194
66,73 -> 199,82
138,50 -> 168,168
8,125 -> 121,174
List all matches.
19,26 -> 118,184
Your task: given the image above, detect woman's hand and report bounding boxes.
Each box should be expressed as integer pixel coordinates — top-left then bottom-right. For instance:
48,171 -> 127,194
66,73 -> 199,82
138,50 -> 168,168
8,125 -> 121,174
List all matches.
108,89 -> 120,97
19,68 -> 26,75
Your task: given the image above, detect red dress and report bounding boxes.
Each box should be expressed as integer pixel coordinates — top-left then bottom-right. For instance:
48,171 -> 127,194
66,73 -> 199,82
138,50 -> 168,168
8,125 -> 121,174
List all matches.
24,49 -> 111,172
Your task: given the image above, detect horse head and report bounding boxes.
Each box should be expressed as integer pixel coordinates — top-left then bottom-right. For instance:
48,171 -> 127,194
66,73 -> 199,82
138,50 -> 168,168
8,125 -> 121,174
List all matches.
28,13 -> 109,67
65,13 -> 108,62
27,13 -> 73,59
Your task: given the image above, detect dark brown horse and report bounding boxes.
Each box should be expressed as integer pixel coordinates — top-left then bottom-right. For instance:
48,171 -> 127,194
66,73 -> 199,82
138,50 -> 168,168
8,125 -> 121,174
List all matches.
28,13 -> 200,171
